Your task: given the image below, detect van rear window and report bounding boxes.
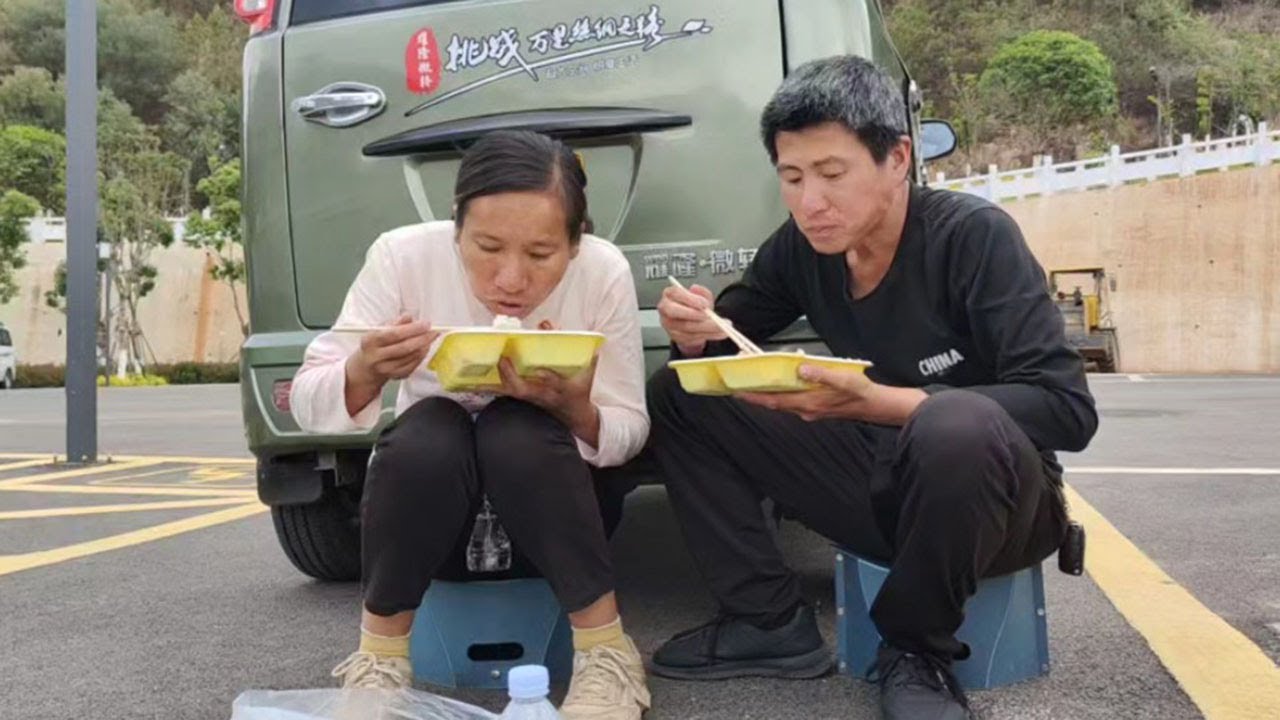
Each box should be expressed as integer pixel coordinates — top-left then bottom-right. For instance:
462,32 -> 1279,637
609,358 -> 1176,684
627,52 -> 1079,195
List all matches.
291,0 -> 461,26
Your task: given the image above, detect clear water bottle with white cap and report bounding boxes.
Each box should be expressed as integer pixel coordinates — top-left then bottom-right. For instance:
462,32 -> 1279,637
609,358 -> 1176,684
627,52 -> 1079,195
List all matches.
498,665 -> 561,719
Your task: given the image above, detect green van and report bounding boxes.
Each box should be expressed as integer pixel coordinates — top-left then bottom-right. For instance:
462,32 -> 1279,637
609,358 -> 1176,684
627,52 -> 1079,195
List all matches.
233,0 -> 956,579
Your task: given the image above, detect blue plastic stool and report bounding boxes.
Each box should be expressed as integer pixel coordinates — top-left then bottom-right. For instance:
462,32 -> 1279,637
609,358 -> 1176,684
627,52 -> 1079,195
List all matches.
410,578 -> 573,690
834,549 -> 1050,690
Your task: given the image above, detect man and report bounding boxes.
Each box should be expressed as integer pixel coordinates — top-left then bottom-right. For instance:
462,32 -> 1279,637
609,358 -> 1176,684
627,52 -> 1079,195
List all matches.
646,56 -> 1097,720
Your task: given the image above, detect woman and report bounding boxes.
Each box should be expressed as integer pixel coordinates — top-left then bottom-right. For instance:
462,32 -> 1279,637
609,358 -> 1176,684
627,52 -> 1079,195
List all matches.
290,130 -> 651,720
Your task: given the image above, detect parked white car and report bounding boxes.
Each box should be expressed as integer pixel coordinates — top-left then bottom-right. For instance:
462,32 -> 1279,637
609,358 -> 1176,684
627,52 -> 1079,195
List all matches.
0,324 -> 15,389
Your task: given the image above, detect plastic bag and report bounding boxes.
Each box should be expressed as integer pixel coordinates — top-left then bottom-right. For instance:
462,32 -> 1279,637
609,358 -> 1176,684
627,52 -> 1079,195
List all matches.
230,688 -> 498,720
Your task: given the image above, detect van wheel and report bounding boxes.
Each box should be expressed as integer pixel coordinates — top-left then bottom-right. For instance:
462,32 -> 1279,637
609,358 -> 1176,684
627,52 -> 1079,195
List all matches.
270,485 -> 362,581
1,371 -> 12,389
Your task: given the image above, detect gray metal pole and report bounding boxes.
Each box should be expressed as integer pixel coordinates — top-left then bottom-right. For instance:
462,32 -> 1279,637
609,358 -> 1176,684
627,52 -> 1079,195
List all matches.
65,0 -> 98,463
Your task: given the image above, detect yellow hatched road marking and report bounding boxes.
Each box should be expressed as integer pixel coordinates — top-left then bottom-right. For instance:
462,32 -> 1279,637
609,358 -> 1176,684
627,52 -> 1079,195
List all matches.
0,496 -> 251,520
0,459 -> 162,489
85,466 -> 202,485
5,483 -> 254,499
0,459 -> 58,473
0,502 -> 268,577
1067,484 -> 1280,719
183,467 -> 252,485
113,455 -> 254,465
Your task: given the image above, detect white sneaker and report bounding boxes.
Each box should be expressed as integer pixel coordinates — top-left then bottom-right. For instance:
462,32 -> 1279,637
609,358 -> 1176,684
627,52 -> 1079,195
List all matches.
560,635 -> 652,720
331,651 -> 413,690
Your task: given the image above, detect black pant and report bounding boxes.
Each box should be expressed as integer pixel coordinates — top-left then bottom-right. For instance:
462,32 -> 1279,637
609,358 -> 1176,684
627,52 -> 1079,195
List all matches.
361,397 -> 629,617
647,368 -> 1068,661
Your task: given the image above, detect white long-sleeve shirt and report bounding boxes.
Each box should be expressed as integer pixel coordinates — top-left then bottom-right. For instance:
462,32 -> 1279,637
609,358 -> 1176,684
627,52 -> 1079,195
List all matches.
289,221 -> 649,468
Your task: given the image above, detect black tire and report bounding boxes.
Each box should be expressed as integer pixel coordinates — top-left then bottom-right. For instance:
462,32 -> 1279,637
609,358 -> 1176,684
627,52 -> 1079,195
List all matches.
271,485 -> 362,581
1,371 -> 12,389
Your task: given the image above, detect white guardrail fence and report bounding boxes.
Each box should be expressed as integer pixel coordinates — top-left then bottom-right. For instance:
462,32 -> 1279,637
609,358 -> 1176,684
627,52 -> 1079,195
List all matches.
19,125 -> 1277,238
934,123 -> 1276,202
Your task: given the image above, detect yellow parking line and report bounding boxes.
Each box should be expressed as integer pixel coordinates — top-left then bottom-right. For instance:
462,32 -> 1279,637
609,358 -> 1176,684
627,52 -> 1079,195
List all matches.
184,468 -> 252,485
0,454 -> 254,466
85,466 -> 200,485
113,455 -> 254,465
7,483 -> 255,499
0,502 -> 268,577
1067,484 -> 1280,719
0,458 -> 57,473
0,459 -> 161,489
0,497 -> 250,520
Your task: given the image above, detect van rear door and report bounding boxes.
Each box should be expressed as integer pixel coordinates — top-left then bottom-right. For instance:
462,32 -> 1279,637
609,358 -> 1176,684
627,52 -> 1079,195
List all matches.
281,0 -> 787,326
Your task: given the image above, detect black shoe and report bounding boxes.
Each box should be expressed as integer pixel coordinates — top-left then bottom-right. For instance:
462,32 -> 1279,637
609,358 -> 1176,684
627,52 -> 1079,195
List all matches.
649,604 -> 832,680
873,645 -> 973,720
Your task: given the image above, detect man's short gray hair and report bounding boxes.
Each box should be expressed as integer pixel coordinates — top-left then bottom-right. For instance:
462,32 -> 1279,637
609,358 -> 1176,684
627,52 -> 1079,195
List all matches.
760,55 -> 908,165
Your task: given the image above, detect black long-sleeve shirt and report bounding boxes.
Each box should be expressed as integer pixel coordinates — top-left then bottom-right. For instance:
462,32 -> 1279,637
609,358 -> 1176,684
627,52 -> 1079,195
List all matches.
706,184 -> 1098,454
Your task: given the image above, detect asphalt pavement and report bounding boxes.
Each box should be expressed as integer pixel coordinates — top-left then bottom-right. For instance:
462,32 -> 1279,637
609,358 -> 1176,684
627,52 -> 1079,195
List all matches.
0,376 -> 1277,719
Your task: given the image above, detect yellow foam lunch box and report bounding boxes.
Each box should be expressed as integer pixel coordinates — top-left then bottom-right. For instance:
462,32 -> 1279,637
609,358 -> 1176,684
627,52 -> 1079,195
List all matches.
427,329 -> 606,392
668,352 -> 873,395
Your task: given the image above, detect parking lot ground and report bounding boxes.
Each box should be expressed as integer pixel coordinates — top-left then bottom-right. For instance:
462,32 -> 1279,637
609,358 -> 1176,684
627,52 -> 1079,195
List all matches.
2,376 -> 1279,718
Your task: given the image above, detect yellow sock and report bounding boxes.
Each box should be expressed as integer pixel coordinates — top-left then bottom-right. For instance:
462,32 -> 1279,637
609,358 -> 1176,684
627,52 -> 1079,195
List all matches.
573,617 -> 629,653
359,627 -> 410,658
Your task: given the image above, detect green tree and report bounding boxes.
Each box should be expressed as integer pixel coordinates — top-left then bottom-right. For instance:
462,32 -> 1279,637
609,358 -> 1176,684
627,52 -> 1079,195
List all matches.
162,70 -> 238,203
143,0 -> 223,20
0,125 -> 66,213
0,189 -> 40,304
1,0 -> 183,124
0,66 -> 65,130
98,150 -> 189,372
184,158 -> 246,337
980,30 -> 1118,146
46,141 -> 190,372
180,6 -> 248,100
164,7 -> 246,201
1205,32 -> 1280,132
0,3 -> 17,75
98,89 -> 157,181
0,67 -> 167,184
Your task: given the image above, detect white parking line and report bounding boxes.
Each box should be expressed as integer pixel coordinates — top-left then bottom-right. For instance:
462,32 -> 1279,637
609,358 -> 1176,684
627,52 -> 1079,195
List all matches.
1069,466 -> 1280,476
1089,375 -> 1280,383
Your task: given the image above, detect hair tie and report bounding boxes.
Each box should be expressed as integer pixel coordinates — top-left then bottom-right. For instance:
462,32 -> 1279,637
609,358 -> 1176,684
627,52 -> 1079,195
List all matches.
572,150 -> 588,187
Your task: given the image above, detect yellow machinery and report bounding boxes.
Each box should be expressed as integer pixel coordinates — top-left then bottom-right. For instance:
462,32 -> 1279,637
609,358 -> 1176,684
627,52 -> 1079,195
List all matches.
1049,267 -> 1120,373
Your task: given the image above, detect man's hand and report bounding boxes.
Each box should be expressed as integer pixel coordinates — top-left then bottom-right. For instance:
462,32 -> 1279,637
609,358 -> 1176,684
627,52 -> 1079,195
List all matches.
343,315 -> 439,416
656,283 -> 728,357
738,363 -> 927,426
496,354 -> 602,448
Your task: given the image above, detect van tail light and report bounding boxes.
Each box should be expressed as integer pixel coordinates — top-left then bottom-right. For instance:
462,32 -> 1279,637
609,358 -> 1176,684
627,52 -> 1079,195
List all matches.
272,379 -> 293,414
234,0 -> 278,34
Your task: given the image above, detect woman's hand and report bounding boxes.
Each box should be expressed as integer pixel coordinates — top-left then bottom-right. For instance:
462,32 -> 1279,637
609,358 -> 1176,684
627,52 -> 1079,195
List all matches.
344,315 -> 439,416
496,354 -> 601,448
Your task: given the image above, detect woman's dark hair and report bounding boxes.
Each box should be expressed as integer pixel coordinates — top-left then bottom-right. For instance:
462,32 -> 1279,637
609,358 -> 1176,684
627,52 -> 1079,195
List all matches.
454,130 -> 592,242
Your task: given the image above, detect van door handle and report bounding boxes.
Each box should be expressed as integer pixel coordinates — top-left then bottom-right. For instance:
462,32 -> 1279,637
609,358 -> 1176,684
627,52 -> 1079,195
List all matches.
362,107 -> 692,157
292,82 -> 386,128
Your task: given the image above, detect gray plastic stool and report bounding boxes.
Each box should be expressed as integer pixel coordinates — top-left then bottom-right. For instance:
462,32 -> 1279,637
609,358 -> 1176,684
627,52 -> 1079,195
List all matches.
834,549 -> 1050,690
410,578 -> 573,690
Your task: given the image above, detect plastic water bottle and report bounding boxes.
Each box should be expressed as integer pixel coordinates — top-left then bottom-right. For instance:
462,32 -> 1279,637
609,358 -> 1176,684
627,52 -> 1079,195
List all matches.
466,496 -> 512,573
498,665 -> 561,719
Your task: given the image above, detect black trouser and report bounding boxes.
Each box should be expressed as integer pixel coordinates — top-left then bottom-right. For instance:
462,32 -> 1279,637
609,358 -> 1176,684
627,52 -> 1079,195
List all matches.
361,396 -> 629,617
646,368 -> 1068,661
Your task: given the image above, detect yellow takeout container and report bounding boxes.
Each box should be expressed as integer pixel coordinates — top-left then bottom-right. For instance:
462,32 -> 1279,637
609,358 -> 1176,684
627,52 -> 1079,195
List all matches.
668,352 -> 872,395
427,329 -> 605,392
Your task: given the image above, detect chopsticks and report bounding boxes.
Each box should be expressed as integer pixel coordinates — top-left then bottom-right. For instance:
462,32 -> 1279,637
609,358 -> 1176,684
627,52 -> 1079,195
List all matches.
330,324 -> 460,334
666,276 -> 764,355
